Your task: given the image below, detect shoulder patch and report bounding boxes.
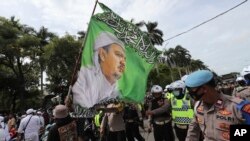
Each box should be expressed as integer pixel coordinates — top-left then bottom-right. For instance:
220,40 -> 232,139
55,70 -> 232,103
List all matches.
219,109 -> 232,115
242,104 -> 250,114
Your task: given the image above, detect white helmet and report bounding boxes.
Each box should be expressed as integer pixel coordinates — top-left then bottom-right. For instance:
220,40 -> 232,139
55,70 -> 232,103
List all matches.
171,80 -> 186,91
241,66 -> 250,76
151,85 -> 163,93
181,75 -> 189,82
164,85 -> 170,92
236,76 -> 245,82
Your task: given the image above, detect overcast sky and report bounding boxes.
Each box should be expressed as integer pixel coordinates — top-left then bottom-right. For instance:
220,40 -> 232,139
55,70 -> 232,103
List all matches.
1,0 -> 249,75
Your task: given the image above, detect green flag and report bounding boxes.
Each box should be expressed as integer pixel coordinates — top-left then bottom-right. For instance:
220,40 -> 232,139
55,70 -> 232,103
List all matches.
72,2 -> 160,110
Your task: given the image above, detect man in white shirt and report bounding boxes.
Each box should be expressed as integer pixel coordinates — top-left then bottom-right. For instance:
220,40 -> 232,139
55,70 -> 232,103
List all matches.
17,109 -> 41,141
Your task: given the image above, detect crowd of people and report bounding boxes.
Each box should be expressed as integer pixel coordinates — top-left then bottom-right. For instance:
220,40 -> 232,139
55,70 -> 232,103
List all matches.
0,109 -> 47,141
1,67 -> 250,141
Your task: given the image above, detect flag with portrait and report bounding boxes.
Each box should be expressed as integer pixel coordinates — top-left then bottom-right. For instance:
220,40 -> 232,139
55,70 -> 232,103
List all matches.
72,2 -> 160,116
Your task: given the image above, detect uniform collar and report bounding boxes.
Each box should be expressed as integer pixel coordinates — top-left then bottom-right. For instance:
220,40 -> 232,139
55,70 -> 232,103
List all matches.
201,93 -> 227,112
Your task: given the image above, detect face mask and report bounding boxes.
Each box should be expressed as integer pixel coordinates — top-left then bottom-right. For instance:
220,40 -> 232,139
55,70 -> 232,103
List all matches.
173,90 -> 181,97
187,86 -> 204,101
190,92 -> 204,101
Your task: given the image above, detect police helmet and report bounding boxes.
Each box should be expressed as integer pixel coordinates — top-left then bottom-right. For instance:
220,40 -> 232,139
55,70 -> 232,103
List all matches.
171,80 -> 186,93
151,85 -> 163,93
241,66 -> 250,76
236,76 -> 245,82
181,75 -> 189,82
164,85 -> 171,92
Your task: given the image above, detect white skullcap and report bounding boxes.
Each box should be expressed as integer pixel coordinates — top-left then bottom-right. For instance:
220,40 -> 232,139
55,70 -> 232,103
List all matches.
53,105 -> 68,119
94,32 -> 124,51
26,108 -> 34,114
93,32 -> 125,69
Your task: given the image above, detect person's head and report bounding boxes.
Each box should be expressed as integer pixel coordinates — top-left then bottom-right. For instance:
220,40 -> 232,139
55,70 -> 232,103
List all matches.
53,104 -> 69,120
26,108 -> 35,115
36,111 -> 42,116
8,113 -> 14,118
185,70 -> 217,104
170,80 -> 186,99
241,66 -> 250,86
94,32 -> 126,84
151,85 -> 163,98
236,76 -> 246,86
164,84 -> 172,93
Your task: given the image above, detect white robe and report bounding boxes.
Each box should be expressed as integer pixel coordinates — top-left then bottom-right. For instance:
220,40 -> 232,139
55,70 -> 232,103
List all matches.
18,115 -> 41,141
0,122 -> 10,141
72,66 -> 119,108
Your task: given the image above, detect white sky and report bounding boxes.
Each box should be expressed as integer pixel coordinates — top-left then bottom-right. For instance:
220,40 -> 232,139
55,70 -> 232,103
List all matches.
0,0 -> 249,75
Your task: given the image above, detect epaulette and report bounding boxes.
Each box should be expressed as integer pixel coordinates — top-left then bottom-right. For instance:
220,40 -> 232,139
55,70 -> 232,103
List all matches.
228,96 -> 243,104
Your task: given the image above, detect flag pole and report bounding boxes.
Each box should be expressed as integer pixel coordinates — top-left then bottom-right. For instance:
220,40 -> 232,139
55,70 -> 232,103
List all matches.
67,0 -> 99,97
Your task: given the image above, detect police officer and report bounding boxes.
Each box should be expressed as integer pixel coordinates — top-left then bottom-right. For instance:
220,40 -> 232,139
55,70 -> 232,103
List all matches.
232,76 -> 246,96
233,66 -> 250,101
185,70 -> 250,141
169,80 -> 194,141
146,85 -> 174,141
164,84 -> 173,99
123,103 -> 145,141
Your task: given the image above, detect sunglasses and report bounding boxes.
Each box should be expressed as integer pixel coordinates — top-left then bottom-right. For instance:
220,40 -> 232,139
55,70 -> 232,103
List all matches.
186,86 -> 203,100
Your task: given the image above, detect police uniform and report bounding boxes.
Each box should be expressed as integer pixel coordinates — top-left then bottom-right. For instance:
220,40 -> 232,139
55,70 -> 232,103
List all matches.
123,103 -> 145,141
168,80 -> 195,141
233,86 -> 250,101
148,85 -> 174,141
168,92 -> 194,141
185,70 -> 250,141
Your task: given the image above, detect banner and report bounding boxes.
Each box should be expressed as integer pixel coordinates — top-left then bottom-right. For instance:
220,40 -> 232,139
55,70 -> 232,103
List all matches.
72,2 -> 160,111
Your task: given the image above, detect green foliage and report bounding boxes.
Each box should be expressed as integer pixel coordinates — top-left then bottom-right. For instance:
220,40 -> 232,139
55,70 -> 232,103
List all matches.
45,34 -> 82,96
147,63 -> 180,90
0,16 -> 43,112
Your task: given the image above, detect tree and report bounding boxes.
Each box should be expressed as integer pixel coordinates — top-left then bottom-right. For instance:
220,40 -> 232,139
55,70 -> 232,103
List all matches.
163,45 -> 191,78
130,18 -> 145,28
77,31 -> 86,40
0,16 -> 41,111
174,45 -> 191,76
144,21 -> 164,45
44,34 -> 81,97
147,63 -> 179,91
35,26 -> 56,94
189,59 -> 208,71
